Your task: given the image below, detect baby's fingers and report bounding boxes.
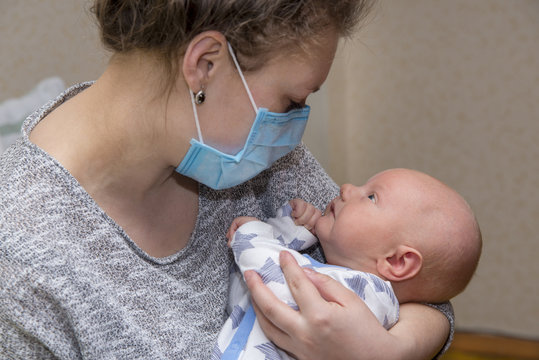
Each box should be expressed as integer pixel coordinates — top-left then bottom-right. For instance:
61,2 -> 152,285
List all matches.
289,200 -> 320,230
297,207 -> 321,231
226,223 -> 239,244
226,216 -> 258,245
289,199 -> 308,218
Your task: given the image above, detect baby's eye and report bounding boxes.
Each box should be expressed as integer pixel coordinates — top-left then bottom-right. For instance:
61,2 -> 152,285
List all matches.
368,194 -> 376,203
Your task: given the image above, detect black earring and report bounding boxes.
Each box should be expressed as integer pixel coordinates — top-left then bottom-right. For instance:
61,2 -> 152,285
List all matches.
195,89 -> 206,105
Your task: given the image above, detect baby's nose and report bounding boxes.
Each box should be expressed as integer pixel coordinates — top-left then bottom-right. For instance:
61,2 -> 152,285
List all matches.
340,183 -> 357,199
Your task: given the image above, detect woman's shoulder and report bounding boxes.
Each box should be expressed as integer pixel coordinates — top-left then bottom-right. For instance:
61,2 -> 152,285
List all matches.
269,143 -> 339,209
1,138 -> 69,206
0,138 -> 99,252
272,143 -> 319,173
0,139 -> 43,207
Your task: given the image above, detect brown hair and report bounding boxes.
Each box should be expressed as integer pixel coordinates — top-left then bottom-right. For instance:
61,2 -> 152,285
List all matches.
91,0 -> 375,86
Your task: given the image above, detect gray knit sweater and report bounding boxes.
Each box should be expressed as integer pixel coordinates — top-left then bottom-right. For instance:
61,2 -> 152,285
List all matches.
0,83 -> 453,359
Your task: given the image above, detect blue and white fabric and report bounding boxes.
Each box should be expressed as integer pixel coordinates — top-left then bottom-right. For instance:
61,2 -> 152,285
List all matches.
213,203 -> 399,360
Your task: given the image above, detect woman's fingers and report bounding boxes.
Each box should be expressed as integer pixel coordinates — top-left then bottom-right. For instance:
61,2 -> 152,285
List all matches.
244,269 -> 303,334
278,252 -> 330,315
250,300 -> 298,357
247,252 -> 394,360
301,266 -> 360,306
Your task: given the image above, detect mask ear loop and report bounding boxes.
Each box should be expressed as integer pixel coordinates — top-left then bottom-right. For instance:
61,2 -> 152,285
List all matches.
189,89 -> 204,143
227,42 -> 258,114
189,43 -> 255,144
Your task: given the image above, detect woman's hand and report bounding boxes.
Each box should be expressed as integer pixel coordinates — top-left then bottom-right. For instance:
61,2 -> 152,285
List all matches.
289,198 -> 322,234
245,251 -> 449,360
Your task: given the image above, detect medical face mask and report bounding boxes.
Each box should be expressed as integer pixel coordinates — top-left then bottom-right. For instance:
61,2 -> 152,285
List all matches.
175,43 -> 310,190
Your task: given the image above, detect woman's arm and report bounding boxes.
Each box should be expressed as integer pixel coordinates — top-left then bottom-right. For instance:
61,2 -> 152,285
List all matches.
245,252 -> 449,360
388,302 -> 450,359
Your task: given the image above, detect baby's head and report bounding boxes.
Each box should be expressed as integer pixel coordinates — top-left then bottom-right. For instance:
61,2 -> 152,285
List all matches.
314,168 -> 482,303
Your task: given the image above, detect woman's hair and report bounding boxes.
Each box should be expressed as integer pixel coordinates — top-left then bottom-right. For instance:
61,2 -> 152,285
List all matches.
92,0 -> 375,86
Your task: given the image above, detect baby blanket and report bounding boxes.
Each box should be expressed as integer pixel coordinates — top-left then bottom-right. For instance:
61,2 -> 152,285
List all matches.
213,203 -> 399,360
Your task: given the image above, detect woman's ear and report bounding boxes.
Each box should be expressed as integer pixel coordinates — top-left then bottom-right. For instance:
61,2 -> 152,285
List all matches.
182,31 -> 227,92
377,245 -> 423,283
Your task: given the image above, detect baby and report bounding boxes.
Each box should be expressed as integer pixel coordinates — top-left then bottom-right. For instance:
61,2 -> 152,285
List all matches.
213,168 -> 482,360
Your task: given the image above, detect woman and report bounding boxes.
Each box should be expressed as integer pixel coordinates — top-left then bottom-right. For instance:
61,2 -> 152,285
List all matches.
0,1 -> 452,358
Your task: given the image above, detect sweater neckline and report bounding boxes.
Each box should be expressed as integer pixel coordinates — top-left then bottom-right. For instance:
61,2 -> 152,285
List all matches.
21,81 -> 204,265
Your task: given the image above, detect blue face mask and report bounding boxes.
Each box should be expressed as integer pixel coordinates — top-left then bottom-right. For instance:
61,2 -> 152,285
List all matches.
175,43 -> 310,190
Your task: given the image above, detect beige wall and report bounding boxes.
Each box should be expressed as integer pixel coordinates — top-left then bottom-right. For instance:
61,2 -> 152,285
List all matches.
324,0 -> 539,338
0,0 -> 106,101
1,0 -> 537,340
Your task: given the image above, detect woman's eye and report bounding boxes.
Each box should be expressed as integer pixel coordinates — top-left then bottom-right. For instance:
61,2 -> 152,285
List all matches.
368,194 -> 376,203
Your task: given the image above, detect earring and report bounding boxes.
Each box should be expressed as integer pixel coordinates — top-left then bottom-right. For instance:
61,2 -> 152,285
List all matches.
195,87 -> 206,105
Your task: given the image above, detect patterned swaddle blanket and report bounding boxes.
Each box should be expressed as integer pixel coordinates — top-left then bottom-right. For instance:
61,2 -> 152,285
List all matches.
213,203 -> 399,360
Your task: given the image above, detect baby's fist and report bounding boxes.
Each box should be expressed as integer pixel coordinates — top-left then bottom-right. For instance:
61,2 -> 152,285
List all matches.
289,198 -> 322,234
226,216 -> 258,246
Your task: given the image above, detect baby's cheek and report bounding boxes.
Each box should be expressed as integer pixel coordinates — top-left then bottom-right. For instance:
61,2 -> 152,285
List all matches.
315,218 -> 332,244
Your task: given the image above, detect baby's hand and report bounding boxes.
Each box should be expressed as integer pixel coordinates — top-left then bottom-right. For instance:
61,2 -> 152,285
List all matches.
226,216 -> 259,246
289,199 -> 322,234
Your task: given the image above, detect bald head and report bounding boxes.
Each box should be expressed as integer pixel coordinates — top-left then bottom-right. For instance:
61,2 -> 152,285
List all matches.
376,169 -> 482,303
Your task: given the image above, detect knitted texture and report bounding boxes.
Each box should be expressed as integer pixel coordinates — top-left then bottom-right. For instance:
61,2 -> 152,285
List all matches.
0,83 -> 453,359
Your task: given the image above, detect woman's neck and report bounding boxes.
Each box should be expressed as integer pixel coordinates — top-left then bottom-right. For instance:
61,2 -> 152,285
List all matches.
29,55 -> 200,257
33,53 -> 193,192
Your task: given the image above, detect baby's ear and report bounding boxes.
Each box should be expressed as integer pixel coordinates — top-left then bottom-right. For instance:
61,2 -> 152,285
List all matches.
377,245 -> 422,282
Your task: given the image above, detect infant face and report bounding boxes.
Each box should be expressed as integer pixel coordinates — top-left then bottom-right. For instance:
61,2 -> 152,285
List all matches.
314,169 -> 434,270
